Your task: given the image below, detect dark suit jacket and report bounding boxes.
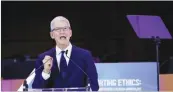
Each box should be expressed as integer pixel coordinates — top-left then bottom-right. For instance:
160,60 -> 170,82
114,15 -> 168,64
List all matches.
32,45 -> 99,91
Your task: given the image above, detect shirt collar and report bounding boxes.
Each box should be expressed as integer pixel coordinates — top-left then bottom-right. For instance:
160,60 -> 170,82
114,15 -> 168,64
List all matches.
56,43 -> 72,55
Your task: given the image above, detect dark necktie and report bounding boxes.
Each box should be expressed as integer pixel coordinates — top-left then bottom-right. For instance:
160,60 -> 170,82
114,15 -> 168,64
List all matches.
60,51 -> 68,79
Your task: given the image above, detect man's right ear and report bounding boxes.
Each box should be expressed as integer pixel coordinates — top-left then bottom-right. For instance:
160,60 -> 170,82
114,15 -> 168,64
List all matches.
50,32 -> 54,39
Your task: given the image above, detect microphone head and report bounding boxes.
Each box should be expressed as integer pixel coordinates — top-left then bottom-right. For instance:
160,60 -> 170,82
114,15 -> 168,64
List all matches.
65,50 -> 68,55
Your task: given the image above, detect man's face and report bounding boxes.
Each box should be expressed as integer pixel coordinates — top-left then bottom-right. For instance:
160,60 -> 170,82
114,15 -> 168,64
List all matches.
50,21 -> 72,45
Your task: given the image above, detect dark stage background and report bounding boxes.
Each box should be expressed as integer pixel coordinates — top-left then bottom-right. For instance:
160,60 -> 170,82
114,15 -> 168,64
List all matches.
2,1 -> 173,79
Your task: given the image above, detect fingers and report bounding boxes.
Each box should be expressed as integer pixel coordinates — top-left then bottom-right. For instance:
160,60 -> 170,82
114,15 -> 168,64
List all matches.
47,60 -> 53,68
43,55 -> 53,63
43,55 -> 53,70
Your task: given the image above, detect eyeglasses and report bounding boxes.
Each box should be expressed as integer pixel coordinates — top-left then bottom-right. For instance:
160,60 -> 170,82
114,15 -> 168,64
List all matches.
52,27 -> 70,32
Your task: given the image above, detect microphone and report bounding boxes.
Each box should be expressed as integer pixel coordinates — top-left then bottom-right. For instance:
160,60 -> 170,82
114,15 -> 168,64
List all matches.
65,50 -> 91,91
23,56 -> 53,91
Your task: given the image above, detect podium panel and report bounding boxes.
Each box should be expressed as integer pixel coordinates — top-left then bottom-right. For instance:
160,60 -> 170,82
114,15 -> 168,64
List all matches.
95,62 -> 159,91
28,87 -> 89,91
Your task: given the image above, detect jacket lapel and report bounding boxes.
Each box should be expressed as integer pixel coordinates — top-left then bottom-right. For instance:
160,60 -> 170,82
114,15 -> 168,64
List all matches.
67,45 -> 76,72
51,47 -> 59,74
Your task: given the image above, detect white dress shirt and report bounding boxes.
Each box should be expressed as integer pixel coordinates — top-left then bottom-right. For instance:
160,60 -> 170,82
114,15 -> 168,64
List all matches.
42,43 -> 72,80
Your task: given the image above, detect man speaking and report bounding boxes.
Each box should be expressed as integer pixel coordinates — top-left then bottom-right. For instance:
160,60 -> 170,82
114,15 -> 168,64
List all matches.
32,16 -> 99,91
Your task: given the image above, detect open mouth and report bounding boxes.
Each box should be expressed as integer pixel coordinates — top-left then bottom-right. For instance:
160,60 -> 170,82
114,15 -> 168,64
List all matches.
60,36 -> 66,39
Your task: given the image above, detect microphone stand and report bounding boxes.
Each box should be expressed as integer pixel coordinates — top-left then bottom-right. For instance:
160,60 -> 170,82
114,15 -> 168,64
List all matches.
23,80 -> 28,91
86,78 -> 91,91
22,57 -> 53,91
65,50 -> 91,91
